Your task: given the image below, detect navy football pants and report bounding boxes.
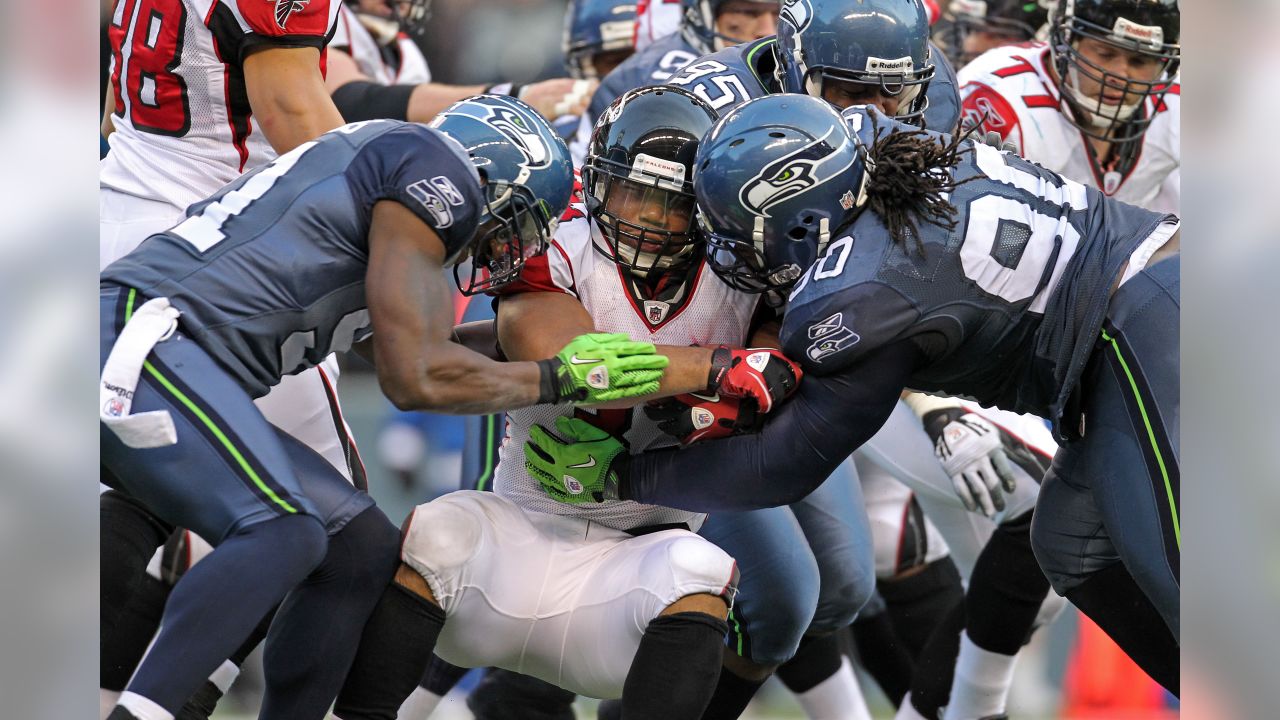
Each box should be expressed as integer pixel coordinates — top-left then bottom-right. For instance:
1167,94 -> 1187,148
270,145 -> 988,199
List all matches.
1032,255 -> 1180,638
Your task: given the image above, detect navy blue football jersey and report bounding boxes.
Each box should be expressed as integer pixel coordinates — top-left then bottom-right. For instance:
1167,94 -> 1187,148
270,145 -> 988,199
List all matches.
102,120 -> 483,398
779,108 -> 1175,432
585,31 -> 703,132
665,37 -> 961,130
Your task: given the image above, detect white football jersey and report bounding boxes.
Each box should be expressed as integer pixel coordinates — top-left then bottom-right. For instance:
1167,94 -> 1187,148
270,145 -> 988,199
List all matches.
101,0 -> 341,210
632,0 -> 683,52
957,43 -> 1179,213
494,206 -> 761,532
330,5 -> 431,87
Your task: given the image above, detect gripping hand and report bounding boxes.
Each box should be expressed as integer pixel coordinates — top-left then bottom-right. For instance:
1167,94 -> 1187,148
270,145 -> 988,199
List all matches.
644,392 -> 762,445
537,333 -> 669,405
707,347 -> 802,413
927,410 -> 1018,518
524,416 -> 628,504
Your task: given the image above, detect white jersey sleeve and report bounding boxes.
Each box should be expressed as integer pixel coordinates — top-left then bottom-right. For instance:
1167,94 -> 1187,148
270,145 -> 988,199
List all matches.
957,43 -> 1179,211
330,6 -> 431,86
491,211 -> 762,532
102,0 -> 341,211
632,0 -> 684,52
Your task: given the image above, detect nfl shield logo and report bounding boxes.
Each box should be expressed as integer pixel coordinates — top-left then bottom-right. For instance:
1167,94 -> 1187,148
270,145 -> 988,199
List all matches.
643,301 -> 669,325
839,190 -> 855,210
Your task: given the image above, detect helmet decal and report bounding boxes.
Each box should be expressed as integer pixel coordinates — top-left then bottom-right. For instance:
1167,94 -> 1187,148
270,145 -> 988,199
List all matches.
480,104 -> 552,169
779,0 -> 813,32
739,126 -> 856,217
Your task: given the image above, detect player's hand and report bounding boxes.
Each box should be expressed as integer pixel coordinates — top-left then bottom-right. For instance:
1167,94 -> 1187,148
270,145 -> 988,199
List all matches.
644,392 -> 762,445
537,333 -> 669,405
525,416 -> 627,504
520,78 -> 597,120
707,347 -> 802,413
980,130 -> 1019,154
930,412 -> 1018,518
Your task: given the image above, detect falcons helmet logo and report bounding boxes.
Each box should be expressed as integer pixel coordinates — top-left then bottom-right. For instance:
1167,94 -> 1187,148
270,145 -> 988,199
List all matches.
274,0 -> 310,29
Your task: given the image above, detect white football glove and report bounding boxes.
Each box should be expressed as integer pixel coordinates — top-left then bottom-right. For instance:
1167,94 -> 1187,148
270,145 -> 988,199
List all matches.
933,414 -> 1018,518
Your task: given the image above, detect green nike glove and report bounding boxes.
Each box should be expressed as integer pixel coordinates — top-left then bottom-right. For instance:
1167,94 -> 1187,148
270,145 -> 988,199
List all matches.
524,416 -> 628,504
536,333 -> 669,405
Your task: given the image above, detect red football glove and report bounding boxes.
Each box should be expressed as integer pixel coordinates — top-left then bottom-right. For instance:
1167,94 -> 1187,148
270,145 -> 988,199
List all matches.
706,347 -> 803,413
644,392 -> 763,445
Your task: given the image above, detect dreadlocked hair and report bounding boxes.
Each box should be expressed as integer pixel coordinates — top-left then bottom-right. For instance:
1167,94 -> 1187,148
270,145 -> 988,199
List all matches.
862,113 -> 978,257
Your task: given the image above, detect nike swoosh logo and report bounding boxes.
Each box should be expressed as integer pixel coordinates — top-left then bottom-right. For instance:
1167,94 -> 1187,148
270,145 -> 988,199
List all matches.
569,354 -> 604,365
567,456 -> 597,469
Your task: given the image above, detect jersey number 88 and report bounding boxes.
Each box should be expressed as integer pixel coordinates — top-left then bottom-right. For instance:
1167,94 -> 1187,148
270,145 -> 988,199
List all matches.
109,0 -> 192,137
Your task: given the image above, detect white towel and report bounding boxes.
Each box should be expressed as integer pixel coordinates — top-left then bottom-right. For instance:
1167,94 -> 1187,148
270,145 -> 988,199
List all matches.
100,297 -> 181,449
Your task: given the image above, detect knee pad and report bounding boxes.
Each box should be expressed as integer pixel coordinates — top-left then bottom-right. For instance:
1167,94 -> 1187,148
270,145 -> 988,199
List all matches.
655,535 -> 739,607
400,493 -> 489,609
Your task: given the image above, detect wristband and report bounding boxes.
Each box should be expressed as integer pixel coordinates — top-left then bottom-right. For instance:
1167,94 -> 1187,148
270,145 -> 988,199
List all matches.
330,81 -> 414,122
706,345 -> 732,391
535,358 -> 561,405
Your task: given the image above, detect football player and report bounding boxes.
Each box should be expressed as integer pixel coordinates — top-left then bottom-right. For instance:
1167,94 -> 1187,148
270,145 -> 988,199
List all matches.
100,1 -> 354,713
935,0 -> 1050,67
569,0 -> 781,163
528,95 -> 1181,699
100,98 -> 665,720
662,0 -> 962,132
326,0 -> 597,129
664,5 -> 1072,718
328,87 -> 849,720
957,0 -> 1179,212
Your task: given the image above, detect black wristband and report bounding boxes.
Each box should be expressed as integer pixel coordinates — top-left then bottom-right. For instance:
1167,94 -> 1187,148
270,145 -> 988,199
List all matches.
919,407 -> 970,444
330,80 -> 415,122
706,345 -> 732,391
507,84 -> 524,99
535,358 -> 560,405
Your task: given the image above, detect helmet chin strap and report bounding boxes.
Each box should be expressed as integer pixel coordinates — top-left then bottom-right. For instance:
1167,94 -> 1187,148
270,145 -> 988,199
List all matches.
1065,65 -> 1140,127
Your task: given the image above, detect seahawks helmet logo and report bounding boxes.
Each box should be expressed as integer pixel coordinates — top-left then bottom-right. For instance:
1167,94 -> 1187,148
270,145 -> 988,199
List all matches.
739,126 -> 855,217
779,0 -> 813,32
481,105 -> 552,169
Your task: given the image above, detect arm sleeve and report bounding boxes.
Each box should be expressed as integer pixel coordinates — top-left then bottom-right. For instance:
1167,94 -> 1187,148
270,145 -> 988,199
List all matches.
624,340 -> 922,511
228,0 -> 335,57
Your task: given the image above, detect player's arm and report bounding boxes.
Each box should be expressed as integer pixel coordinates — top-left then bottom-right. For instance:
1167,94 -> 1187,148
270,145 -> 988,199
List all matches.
528,340 -> 921,511
497,290 -> 717,407
366,201 -> 663,413
326,48 -> 593,124
243,46 -> 346,155
101,85 -> 116,140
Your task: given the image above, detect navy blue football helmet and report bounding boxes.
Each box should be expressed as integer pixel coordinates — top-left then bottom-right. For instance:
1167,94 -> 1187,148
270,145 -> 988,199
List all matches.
1049,0 -> 1180,143
776,0 -> 936,122
682,0 -> 781,54
429,95 -> 574,295
695,93 -> 866,294
563,0 -> 639,79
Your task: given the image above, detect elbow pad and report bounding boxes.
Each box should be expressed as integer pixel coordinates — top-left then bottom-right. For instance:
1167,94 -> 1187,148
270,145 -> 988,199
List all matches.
331,80 -> 415,122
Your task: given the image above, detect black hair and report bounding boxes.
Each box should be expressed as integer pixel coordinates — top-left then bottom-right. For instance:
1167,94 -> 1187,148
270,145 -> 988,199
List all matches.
861,113 -> 978,257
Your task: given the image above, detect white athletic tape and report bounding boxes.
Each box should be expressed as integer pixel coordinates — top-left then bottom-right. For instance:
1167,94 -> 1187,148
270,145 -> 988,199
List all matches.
100,296 -> 180,448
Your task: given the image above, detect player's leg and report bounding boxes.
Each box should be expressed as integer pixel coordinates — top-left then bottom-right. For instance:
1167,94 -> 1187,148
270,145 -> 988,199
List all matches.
846,592 -> 915,706
696,505 -> 820,718
101,288 -> 328,719
858,400 -> 1068,719
779,458 -> 877,720
1033,256 -> 1180,692
256,427 -> 400,719
466,669 -> 576,720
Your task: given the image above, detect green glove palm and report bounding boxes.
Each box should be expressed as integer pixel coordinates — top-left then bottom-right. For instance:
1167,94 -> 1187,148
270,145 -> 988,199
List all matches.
524,416 -> 627,504
537,333 -> 669,405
